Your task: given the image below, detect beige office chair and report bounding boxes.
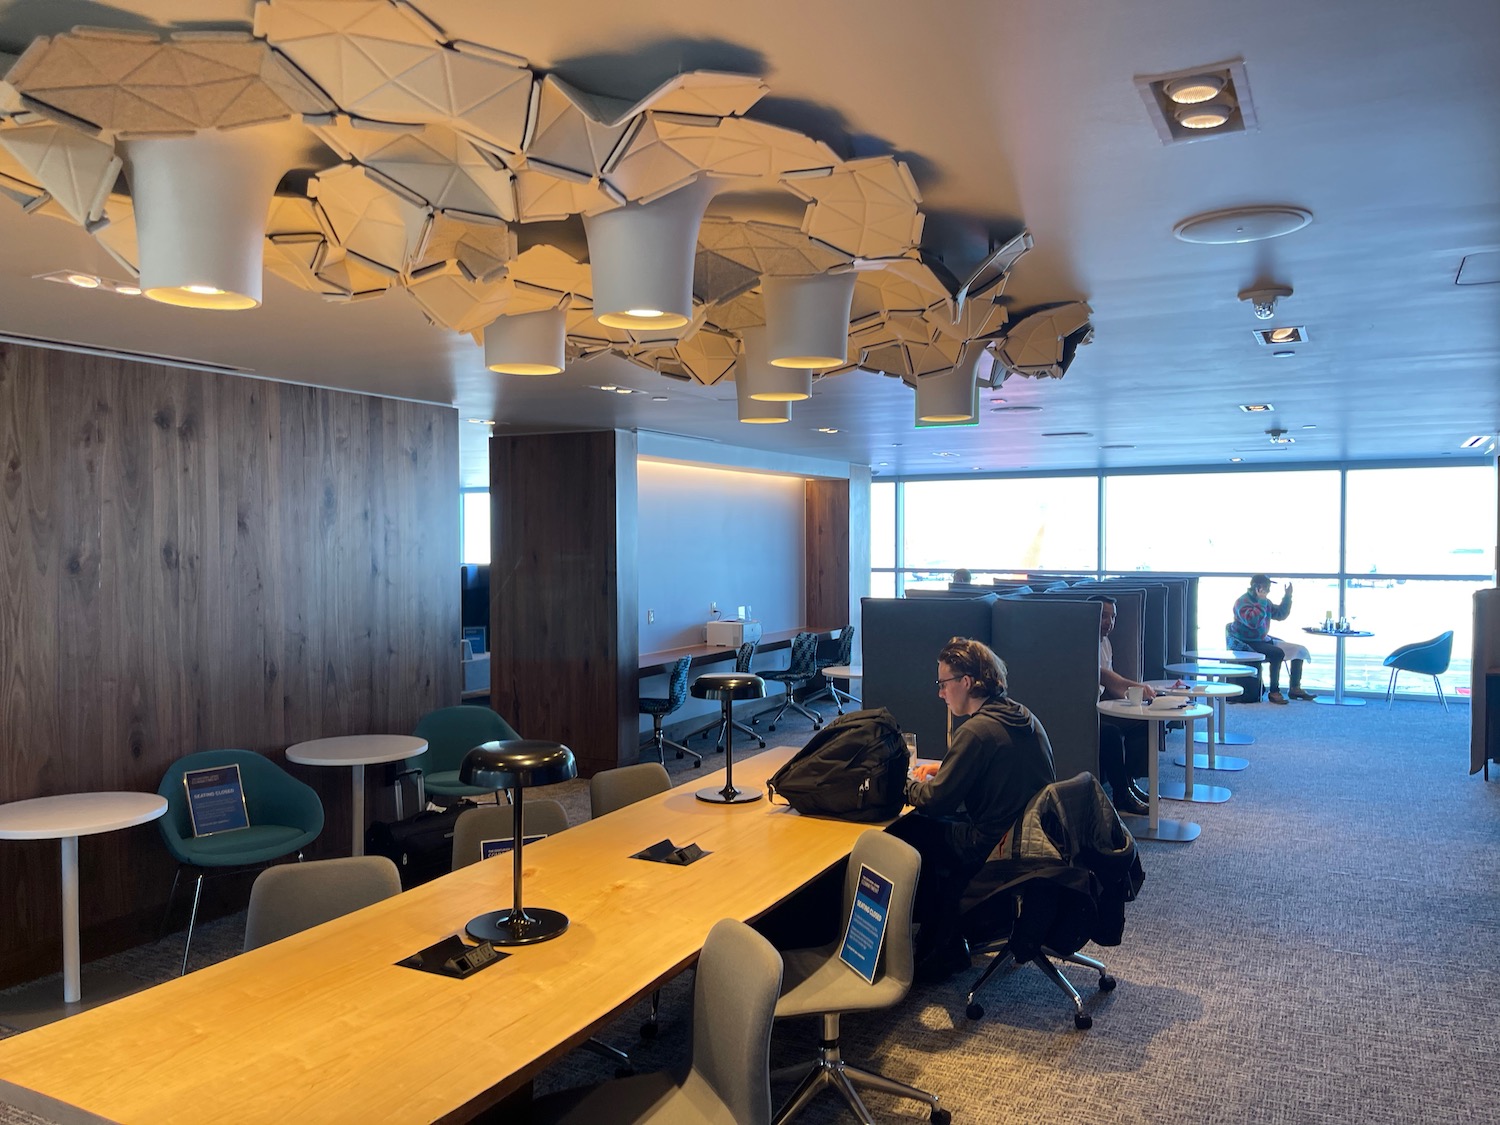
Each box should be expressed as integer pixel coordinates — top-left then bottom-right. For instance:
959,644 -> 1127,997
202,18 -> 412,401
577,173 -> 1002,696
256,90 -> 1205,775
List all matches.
530,918 -> 783,1125
451,800 -> 570,870
589,761 -> 675,1036
769,832 -> 949,1124
243,856 -> 401,951
589,762 -> 672,818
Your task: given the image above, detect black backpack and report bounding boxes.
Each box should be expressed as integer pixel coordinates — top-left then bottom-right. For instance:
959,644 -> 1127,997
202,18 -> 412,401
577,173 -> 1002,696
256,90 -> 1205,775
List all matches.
767,707 -> 909,821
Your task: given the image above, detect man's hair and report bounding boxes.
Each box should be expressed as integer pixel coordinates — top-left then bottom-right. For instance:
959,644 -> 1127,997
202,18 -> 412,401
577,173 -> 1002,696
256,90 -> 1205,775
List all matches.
1086,593 -> 1117,607
938,636 -> 1007,697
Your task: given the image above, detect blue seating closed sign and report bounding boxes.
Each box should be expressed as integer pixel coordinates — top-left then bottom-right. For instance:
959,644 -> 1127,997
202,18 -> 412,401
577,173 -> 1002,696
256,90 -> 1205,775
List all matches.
839,864 -> 893,983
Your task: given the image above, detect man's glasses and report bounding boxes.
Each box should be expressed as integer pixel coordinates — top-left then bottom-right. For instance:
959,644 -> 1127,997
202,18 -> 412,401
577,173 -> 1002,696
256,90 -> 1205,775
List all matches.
935,675 -> 966,688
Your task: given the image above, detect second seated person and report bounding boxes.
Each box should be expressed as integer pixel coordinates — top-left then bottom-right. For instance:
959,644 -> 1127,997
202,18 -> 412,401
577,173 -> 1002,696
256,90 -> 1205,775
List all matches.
889,637 -> 1056,981
1228,574 -> 1316,703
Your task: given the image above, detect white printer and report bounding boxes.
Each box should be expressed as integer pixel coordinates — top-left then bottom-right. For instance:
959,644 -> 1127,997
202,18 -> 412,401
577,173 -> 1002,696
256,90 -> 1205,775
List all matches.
706,619 -> 763,647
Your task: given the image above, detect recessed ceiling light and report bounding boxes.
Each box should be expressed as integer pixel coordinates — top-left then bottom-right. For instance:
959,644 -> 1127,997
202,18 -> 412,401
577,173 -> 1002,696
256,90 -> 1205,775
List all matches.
932,451 -> 959,458
1175,102 -> 1233,129
1253,326 -> 1308,346
1272,350 -> 1296,358
113,284 -> 142,296
598,384 -> 616,391
466,418 -> 496,425
877,462 -> 889,467
989,397 -> 1007,405
651,395 -> 668,402
1268,435 -> 1295,445
1229,457 -> 1243,463
1163,74 -> 1226,104
1301,424 -> 1317,430
66,273 -> 101,288
1238,403 -> 1274,413
815,427 -> 840,434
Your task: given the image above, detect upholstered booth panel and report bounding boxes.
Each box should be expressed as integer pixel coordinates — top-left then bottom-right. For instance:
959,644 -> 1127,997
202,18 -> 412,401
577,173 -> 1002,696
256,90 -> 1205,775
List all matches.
991,597 -> 1102,783
1098,583 -> 1170,680
860,595 -> 996,754
1021,588 -> 1144,683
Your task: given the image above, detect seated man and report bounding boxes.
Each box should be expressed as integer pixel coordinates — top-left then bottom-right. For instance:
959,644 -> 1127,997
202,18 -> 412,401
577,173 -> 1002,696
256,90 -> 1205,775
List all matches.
889,637 -> 1056,981
1228,574 -> 1315,703
1089,594 -> 1152,816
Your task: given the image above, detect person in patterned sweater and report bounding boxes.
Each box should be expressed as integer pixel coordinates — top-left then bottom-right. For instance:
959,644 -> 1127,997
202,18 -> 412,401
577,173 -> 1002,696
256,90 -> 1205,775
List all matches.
1228,574 -> 1316,703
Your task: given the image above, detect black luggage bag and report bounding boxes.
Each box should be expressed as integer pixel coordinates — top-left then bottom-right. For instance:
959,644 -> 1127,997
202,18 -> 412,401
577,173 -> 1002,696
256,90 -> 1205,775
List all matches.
365,805 -> 468,889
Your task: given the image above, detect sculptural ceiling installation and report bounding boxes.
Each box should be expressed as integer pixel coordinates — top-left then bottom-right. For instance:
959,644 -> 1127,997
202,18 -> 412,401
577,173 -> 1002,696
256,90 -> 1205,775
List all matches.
0,0 -> 1091,421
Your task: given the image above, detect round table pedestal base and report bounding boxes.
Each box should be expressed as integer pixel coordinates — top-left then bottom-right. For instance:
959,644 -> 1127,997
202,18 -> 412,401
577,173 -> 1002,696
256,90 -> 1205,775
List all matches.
1173,753 -> 1249,772
1118,813 -> 1200,843
467,907 -> 570,946
1194,731 -> 1254,746
1315,696 -> 1366,707
696,785 -> 763,805
1158,781 -> 1232,804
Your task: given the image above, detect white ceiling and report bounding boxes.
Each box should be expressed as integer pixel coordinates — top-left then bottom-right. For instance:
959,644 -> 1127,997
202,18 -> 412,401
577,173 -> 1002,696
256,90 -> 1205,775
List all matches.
1,0 -> 1497,487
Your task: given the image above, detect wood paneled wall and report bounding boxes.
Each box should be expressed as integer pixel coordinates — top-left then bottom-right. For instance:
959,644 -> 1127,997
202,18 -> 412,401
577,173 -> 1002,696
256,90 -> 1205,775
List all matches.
0,342 -> 459,986
489,430 -> 638,776
806,478 -> 852,630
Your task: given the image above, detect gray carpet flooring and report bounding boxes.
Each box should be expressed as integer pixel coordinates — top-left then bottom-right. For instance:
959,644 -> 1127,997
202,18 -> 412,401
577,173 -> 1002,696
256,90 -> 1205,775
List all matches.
3,696 -> 1494,1124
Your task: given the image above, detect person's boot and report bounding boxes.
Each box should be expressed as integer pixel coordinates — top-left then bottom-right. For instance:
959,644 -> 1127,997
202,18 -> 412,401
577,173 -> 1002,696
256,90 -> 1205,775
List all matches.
1268,690 -> 1288,704
1288,661 -> 1317,699
1111,781 -> 1148,816
1127,781 -> 1151,806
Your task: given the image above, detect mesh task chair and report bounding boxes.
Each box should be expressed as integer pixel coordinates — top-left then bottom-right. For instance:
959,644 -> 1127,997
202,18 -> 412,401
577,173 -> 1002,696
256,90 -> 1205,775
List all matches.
805,625 -> 857,715
960,772 -> 1143,1030
403,706 -> 521,809
769,831 -> 948,1125
530,919 -> 783,1125
157,748 -> 324,975
244,856 -> 401,951
1383,631 -> 1454,711
686,642 -> 766,752
754,632 -> 824,733
639,655 -> 700,767
589,761 -> 673,1036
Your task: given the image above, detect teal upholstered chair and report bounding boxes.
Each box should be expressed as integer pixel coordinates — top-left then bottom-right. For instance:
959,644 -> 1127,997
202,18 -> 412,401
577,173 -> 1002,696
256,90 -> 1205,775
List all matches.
406,705 -> 521,806
1383,631 -> 1454,711
157,748 -> 324,975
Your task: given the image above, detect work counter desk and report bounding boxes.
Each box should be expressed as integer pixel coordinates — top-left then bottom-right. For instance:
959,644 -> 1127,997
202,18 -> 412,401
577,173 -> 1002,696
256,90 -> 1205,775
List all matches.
0,746 -> 880,1125
638,627 -> 815,675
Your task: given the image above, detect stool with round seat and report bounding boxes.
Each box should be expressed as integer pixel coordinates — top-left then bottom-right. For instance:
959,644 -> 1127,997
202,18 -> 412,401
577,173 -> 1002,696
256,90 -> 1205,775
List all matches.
459,740 -> 578,945
690,673 -> 765,805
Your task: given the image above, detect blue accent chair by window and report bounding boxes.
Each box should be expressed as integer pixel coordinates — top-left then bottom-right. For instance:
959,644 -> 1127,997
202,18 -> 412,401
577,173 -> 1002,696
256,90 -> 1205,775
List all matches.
1382,631 -> 1454,711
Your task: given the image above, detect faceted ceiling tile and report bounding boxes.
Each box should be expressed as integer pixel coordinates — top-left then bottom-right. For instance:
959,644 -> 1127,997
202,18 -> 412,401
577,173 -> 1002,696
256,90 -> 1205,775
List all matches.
309,162 -> 430,274
265,192 -> 323,238
407,264 -> 520,332
703,291 -> 764,333
795,156 -> 924,259
624,71 -> 768,122
994,302 -> 1093,379
698,217 -> 849,274
664,326 -> 739,386
638,116 -> 817,185
850,257 -> 952,320
92,192 -> 138,274
905,336 -> 963,377
0,121 -> 119,225
512,165 -> 618,222
314,247 -> 394,299
315,116 -> 516,221
526,75 -> 633,179
7,30 -> 330,134
1,52 -> 21,115
604,114 -> 707,203
859,340 -> 913,379
412,212 -> 517,280
265,233 -> 338,294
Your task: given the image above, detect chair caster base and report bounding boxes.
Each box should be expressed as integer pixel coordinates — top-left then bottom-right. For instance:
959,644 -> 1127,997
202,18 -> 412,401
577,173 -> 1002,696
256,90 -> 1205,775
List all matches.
965,1002 -> 983,1020
1099,973 -> 1117,991
1074,1012 -> 1093,1030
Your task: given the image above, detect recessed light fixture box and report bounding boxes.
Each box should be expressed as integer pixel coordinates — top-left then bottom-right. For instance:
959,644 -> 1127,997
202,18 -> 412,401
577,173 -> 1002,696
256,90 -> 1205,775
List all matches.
1135,58 -> 1258,144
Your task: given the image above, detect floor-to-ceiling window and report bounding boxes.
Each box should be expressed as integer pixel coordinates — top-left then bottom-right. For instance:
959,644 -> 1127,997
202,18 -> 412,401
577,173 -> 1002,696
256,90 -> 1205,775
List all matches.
461,488 -> 490,565
870,461 -> 1496,700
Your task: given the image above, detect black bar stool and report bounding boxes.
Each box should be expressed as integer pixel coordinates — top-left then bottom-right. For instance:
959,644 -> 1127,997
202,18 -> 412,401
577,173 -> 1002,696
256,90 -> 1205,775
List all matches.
690,673 -> 765,805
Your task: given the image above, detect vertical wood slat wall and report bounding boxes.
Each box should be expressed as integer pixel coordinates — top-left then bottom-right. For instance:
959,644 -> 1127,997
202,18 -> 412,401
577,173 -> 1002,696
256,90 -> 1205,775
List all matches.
489,430 -> 639,777
0,343 -> 459,987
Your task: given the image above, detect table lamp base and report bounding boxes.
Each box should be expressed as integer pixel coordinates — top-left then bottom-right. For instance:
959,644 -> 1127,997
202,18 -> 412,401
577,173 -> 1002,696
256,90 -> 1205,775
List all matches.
466,907 -> 569,946
696,785 -> 763,805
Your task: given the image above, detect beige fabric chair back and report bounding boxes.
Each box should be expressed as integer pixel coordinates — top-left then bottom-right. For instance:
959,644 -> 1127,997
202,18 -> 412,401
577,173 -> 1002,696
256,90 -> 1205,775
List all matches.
451,799 -> 570,870
243,856 -> 401,951
589,762 -> 671,818
683,918 -> 783,1123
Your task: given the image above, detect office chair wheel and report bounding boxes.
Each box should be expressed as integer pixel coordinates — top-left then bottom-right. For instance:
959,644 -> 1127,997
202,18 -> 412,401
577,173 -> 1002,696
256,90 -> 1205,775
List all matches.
693,759 -> 702,768
768,722 -> 778,732
640,1020 -> 659,1039
965,1002 -> 984,1020
930,1109 -> 952,1125
1098,973 -> 1117,991
1074,1012 -> 1093,1030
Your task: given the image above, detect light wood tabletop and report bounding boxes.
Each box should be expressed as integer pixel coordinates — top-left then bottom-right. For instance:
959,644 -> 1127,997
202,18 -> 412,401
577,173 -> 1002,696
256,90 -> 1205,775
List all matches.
0,746 -> 883,1125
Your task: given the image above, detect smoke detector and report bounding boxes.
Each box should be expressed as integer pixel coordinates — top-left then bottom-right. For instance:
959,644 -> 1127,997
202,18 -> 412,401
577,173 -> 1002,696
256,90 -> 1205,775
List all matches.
1239,284 -> 1292,320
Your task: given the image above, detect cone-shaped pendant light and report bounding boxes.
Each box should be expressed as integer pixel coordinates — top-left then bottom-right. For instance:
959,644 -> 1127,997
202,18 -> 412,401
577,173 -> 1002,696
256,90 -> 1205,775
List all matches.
915,344 -> 985,422
734,354 -> 790,423
739,325 -> 811,402
584,178 -> 716,331
762,272 -> 856,369
484,308 -> 567,374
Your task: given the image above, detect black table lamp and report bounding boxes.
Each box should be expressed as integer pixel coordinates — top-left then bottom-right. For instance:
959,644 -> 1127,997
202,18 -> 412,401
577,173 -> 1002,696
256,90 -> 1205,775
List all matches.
459,739 -> 577,945
689,673 -> 766,804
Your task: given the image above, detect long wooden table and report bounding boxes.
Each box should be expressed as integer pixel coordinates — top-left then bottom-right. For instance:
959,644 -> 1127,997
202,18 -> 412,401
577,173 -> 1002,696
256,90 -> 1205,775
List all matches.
0,747 -> 878,1125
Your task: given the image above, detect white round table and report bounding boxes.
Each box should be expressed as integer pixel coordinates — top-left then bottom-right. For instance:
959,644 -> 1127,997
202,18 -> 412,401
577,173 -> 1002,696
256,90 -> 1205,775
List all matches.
1165,661 -> 1258,748
821,664 -> 862,714
1097,700 -> 1210,843
1150,679 -> 1250,773
1303,628 -> 1375,706
0,792 -> 167,1004
1147,680 -> 1239,799
286,735 -> 427,855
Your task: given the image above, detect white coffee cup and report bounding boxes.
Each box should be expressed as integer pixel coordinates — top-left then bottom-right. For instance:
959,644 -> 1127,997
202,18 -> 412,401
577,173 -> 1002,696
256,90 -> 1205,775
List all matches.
1125,685 -> 1144,705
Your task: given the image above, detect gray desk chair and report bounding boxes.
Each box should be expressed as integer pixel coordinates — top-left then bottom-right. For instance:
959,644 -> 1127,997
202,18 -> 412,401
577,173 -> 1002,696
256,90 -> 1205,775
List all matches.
639,655 -> 701,767
589,761 -> 673,1036
450,800 -> 570,870
769,832 -> 949,1125
243,856 -> 401,951
754,631 -> 825,733
687,642 -> 766,752
530,918 -> 783,1125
